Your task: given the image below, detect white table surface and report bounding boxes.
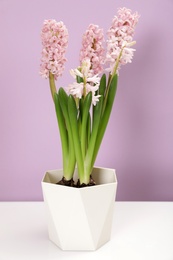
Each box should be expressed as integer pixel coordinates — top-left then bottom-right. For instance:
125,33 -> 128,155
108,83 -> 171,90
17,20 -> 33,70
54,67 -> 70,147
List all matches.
0,202 -> 173,260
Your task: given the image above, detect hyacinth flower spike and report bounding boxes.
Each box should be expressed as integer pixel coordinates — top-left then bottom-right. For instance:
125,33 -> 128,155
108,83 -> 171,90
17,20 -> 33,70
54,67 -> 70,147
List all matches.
40,20 -> 76,185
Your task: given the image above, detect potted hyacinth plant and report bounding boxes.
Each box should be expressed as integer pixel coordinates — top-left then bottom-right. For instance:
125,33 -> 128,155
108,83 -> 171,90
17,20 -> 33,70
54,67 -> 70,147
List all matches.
40,7 -> 139,251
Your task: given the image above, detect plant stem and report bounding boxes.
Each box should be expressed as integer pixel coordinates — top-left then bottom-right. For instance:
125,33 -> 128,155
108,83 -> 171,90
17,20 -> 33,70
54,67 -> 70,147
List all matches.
49,72 -> 57,102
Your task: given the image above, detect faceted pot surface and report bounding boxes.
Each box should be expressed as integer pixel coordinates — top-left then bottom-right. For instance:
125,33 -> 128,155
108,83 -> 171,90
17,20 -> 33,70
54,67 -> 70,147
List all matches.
42,167 -> 118,251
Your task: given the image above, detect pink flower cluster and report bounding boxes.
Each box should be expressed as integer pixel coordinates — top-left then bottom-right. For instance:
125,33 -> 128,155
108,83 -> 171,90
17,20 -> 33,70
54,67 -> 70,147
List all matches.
79,24 -> 105,75
67,59 -> 101,106
105,7 -> 140,74
40,20 -> 68,80
40,8 -> 139,105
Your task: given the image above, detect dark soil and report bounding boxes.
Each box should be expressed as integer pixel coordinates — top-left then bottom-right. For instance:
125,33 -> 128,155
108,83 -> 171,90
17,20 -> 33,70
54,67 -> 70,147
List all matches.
56,177 -> 75,187
56,175 -> 96,188
76,175 -> 96,188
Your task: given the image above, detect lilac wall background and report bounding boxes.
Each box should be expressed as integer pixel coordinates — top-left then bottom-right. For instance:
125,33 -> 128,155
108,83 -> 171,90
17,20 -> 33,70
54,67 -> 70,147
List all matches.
0,0 -> 173,201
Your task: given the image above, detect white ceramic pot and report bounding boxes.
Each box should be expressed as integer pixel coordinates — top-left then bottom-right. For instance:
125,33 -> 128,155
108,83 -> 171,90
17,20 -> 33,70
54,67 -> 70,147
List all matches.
41,167 -> 117,251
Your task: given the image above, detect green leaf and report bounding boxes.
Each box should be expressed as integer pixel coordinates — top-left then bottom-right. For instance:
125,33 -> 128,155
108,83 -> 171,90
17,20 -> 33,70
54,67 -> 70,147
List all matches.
57,88 -> 76,179
99,74 -> 107,96
54,93 -> 68,158
76,75 -> 83,83
87,113 -> 91,148
54,93 -> 74,178
58,88 -> 68,115
79,98 -> 84,120
81,92 -> 92,160
85,95 -> 103,175
78,113 -> 82,138
91,74 -> 118,168
58,88 -> 72,137
68,95 -> 84,181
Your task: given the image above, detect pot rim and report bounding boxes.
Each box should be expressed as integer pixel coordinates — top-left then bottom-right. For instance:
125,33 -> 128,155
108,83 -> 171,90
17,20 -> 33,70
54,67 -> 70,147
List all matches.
42,166 -> 117,188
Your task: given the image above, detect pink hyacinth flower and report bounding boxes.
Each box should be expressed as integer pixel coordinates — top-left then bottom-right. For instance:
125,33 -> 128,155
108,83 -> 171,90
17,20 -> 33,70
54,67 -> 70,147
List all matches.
105,7 -> 140,74
79,24 -> 105,75
67,59 -> 101,106
40,19 -> 68,80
